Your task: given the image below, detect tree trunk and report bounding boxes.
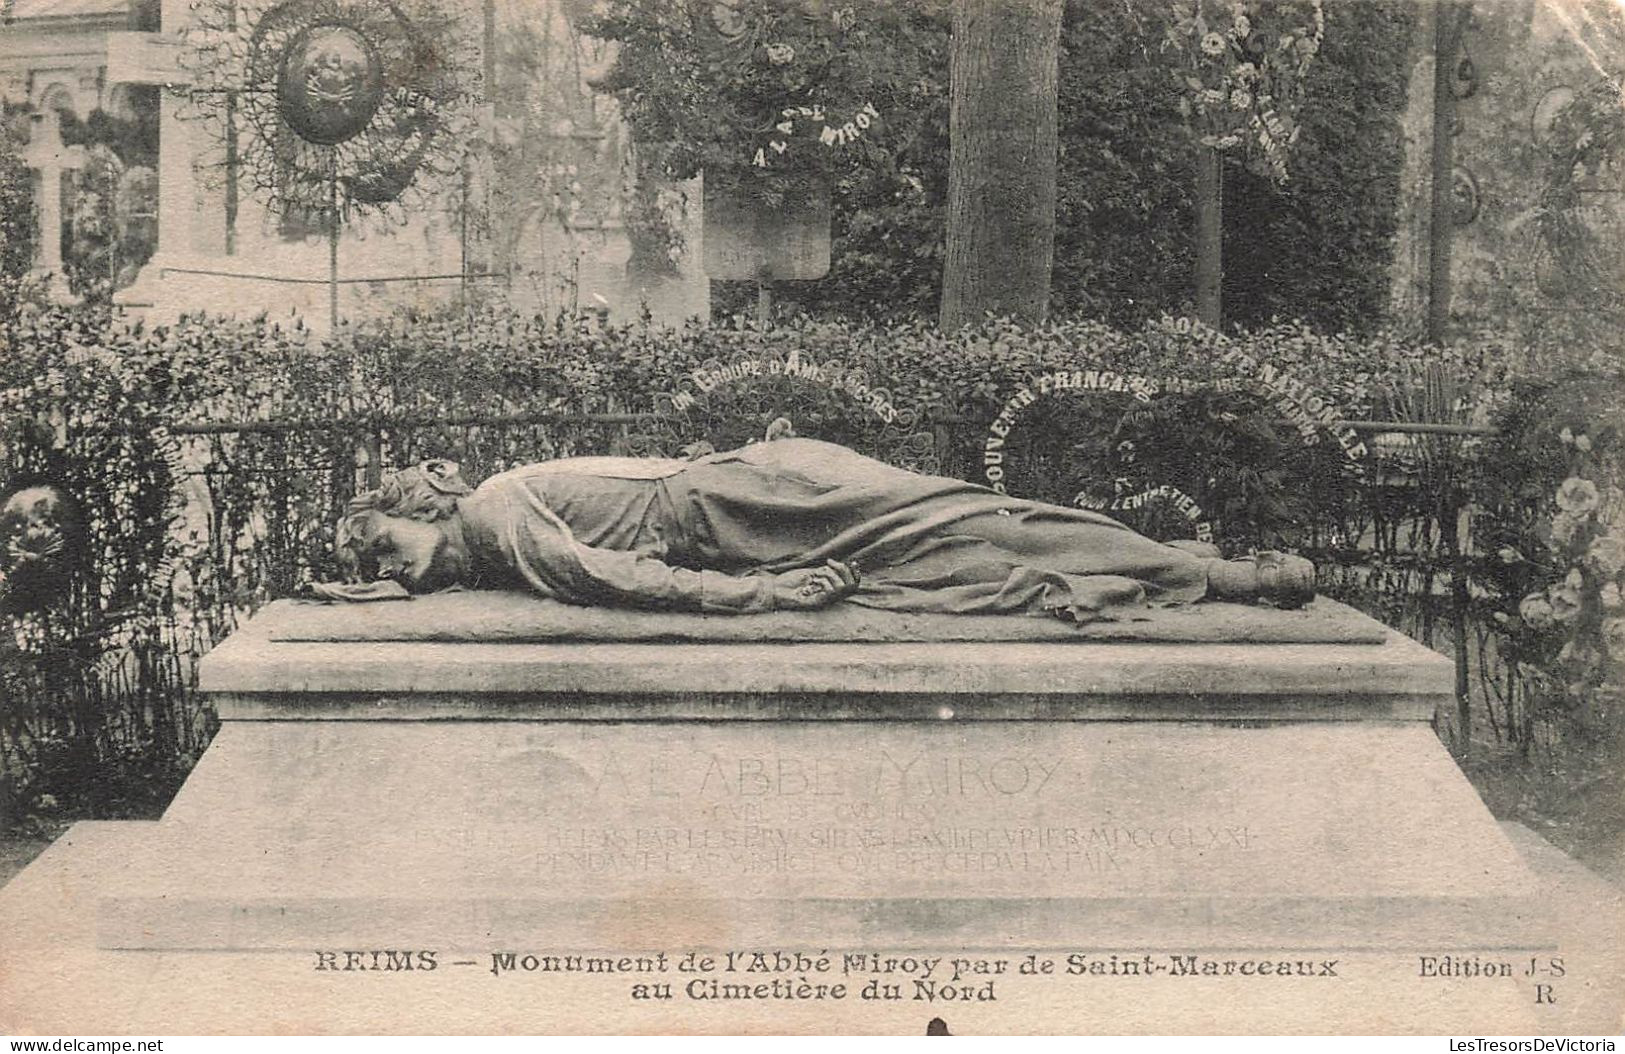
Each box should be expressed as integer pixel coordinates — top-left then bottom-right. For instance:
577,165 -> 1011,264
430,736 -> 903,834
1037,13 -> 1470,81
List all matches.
939,0 -> 1063,330
1194,144 -> 1223,328
1427,0 -> 1466,344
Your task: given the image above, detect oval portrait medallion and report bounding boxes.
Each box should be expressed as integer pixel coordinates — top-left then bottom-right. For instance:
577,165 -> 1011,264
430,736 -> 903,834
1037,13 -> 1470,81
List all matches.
277,21 -> 384,146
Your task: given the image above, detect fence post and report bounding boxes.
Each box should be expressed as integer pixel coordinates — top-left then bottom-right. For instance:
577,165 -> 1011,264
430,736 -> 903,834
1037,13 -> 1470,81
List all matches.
363,428 -> 383,491
932,417 -> 954,476
1450,503 -> 1472,755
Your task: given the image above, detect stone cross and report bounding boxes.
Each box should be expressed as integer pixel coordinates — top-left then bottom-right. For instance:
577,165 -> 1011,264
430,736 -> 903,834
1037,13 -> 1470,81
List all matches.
21,108 -> 87,290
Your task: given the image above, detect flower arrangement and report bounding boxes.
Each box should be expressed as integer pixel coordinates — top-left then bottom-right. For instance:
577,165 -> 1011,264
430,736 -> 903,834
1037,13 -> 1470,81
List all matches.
178,0 -> 482,225
584,0 -> 941,196
1163,0 -> 1325,182
1502,427 -> 1625,738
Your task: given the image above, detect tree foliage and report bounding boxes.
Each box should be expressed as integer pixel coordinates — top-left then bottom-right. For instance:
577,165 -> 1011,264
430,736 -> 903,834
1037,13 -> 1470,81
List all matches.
55,107 -> 161,303
584,0 -> 951,319
1051,1 -> 1193,325
0,108 -> 39,314
584,0 -> 947,198
585,0 -> 1415,334
1222,0 -> 1414,332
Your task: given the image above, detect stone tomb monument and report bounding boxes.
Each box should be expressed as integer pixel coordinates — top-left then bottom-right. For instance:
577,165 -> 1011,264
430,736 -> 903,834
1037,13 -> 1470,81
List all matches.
98,591 -> 1543,955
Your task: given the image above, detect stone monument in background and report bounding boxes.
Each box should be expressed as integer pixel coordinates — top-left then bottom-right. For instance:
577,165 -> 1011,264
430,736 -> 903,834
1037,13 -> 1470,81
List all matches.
0,0 -> 708,333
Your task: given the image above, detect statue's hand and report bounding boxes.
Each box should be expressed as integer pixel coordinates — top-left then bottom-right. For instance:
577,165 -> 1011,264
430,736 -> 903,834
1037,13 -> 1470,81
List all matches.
771,560 -> 859,610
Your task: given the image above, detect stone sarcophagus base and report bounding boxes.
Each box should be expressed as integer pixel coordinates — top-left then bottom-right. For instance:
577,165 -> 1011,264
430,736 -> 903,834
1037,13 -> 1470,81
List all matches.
98,595 -> 1543,953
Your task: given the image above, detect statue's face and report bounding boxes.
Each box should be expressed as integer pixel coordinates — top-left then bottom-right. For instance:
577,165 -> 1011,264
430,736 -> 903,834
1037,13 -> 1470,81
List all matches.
363,514 -> 466,593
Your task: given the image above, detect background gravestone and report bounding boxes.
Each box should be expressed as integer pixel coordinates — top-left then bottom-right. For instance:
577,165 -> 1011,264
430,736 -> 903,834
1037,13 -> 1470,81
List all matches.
702,176 -> 831,282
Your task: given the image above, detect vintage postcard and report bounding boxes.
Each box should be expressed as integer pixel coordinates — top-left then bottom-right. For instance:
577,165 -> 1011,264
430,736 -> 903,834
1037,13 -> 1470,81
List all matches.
0,0 -> 1621,1038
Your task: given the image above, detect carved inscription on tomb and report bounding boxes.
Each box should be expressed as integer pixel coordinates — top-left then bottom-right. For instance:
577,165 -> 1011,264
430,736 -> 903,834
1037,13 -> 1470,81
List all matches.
455,747 -> 1260,884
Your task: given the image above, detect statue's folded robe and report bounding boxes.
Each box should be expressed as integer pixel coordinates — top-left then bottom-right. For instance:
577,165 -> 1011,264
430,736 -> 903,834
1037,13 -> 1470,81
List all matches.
269,589 -> 1385,645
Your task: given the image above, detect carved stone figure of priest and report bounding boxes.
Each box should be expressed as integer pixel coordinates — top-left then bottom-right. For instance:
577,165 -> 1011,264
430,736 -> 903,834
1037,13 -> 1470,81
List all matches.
335,434 -> 1313,618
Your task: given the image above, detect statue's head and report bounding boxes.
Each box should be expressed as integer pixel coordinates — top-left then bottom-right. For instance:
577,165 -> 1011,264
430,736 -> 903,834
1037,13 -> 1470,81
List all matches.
1256,551 -> 1316,610
336,459 -> 472,592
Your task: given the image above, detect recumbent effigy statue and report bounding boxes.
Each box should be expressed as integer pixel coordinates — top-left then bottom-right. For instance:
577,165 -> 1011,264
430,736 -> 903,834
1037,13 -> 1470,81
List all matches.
329,430 -> 1314,620
88,426 -> 1557,1021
